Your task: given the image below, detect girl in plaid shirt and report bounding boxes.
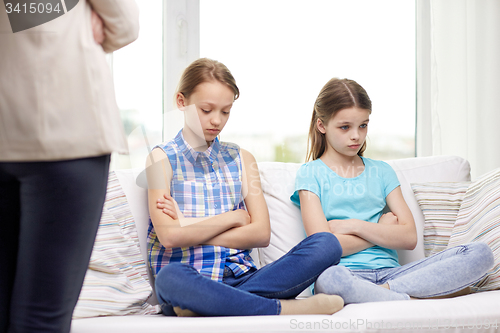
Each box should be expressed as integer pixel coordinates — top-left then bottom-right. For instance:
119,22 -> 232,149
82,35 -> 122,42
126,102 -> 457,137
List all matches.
146,58 -> 344,316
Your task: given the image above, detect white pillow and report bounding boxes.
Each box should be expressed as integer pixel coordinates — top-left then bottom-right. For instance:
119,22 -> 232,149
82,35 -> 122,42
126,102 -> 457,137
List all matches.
258,162 -> 312,296
448,168 -> 500,291
73,172 -> 160,318
386,156 -> 471,264
258,162 -> 304,266
115,168 -> 161,305
411,182 -> 470,257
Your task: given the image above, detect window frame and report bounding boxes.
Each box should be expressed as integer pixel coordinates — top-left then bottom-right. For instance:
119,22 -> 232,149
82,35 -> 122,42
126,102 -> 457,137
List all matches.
162,0 -> 200,142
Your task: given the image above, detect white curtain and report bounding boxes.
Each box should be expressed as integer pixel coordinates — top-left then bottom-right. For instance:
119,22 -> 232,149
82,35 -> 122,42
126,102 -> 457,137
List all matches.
416,0 -> 500,179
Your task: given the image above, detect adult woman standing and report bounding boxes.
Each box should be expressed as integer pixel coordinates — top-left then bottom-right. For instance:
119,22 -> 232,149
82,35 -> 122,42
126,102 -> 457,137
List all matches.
0,1 -> 139,332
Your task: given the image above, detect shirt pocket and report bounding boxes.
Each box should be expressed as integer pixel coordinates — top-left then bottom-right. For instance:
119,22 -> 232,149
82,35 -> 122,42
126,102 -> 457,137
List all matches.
170,179 -> 206,218
218,179 -> 243,211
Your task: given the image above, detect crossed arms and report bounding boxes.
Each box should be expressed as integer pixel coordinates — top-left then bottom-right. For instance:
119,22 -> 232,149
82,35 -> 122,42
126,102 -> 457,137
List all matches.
146,147 -> 270,249
146,143 -> 417,255
298,187 -> 417,257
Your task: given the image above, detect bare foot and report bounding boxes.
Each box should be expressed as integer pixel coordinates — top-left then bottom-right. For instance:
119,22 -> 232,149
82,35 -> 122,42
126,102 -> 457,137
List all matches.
280,294 -> 344,315
173,306 -> 200,317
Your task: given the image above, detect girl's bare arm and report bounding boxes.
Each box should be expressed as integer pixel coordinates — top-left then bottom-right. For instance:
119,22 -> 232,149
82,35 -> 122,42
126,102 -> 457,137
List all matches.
146,148 -> 249,248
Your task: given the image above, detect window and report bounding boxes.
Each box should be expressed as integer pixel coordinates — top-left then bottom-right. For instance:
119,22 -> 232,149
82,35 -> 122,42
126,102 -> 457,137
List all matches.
200,0 -> 415,162
110,0 -> 163,170
112,0 -> 416,169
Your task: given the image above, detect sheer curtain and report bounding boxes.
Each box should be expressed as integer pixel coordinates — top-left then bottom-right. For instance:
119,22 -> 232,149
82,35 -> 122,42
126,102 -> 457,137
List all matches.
416,0 -> 500,178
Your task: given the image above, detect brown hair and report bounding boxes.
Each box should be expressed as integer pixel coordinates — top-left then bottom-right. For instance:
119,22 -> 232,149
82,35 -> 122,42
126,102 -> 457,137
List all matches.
306,78 -> 372,162
176,58 -> 239,100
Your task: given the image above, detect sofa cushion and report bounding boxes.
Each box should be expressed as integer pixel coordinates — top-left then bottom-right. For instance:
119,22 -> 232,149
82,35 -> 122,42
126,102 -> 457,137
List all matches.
72,290 -> 500,332
257,162 -> 312,296
447,167 -> 500,291
411,182 -> 470,257
73,172 -> 160,318
114,168 -> 160,305
258,162 -> 304,267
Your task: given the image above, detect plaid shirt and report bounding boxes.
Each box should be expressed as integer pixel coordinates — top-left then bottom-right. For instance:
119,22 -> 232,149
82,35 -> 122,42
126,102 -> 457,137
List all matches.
147,130 -> 256,282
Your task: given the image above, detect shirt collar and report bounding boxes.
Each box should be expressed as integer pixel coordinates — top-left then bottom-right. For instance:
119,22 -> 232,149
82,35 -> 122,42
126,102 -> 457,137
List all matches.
175,129 -> 220,165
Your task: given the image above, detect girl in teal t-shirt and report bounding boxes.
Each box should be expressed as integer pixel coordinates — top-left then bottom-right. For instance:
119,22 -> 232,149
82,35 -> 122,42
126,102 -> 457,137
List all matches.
291,78 -> 494,304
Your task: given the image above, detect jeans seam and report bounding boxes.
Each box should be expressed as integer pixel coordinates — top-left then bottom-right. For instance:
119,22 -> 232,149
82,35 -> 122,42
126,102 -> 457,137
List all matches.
411,272 -> 487,298
380,260 -> 430,283
387,245 -> 471,284
259,274 -> 318,299
386,244 -> 487,298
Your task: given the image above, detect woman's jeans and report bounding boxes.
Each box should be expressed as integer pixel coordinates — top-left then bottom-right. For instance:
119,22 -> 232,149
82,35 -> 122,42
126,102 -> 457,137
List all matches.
155,232 -> 342,316
0,155 -> 110,333
315,242 -> 494,304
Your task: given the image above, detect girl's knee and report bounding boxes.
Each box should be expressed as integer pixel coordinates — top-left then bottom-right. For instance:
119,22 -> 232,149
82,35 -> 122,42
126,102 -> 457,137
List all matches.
155,263 -> 194,294
155,263 -> 202,313
315,266 -> 352,294
321,266 -> 352,280
313,231 -> 339,244
156,262 -> 181,280
316,266 -> 350,284
311,232 -> 342,263
470,242 -> 494,271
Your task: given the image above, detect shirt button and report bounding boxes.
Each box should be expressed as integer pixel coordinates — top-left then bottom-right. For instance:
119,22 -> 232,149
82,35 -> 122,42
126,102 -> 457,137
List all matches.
214,204 -> 218,208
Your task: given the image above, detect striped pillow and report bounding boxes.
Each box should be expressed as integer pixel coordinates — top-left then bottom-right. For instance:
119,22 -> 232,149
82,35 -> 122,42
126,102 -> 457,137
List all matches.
412,182 -> 470,257
447,168 -> 500,292
73,172 -> 161,318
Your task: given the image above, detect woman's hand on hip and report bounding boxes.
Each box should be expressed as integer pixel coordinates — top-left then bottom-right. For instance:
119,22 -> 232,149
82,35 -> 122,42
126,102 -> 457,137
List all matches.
91,10 -> 105,45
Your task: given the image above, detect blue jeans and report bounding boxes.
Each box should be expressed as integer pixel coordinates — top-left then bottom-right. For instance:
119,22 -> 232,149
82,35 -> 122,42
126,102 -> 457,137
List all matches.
155,232 -> 342,316
0,155 -> 110,333
315,242 -> 494,304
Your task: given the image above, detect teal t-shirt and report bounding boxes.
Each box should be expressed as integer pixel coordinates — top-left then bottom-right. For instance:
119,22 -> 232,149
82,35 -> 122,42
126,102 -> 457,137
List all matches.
290,156 -> 401,270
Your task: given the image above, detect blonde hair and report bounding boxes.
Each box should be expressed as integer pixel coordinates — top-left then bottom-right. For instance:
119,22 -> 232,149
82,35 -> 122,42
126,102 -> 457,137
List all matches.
306,78 -> 372,162
176,58 -> 239,100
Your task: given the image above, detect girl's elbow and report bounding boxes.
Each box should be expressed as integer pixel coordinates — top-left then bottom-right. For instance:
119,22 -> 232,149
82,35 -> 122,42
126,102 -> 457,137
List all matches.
158,235 -> 176,249
158,229 -> 185,248
400,220 -> 417,250
260,234 -> 271,248
405,234 -> 418,250
410,237 -> 418,250
255,228 -> 271,248
404,241 -> 417,251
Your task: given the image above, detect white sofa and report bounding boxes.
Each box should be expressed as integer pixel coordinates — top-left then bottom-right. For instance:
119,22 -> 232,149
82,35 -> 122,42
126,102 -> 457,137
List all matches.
71,155 -> 500,333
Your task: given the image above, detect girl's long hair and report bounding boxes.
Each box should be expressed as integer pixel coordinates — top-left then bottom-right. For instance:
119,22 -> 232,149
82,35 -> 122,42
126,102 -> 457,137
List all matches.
176,58 -> 239,101
306,78 -> 372,162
